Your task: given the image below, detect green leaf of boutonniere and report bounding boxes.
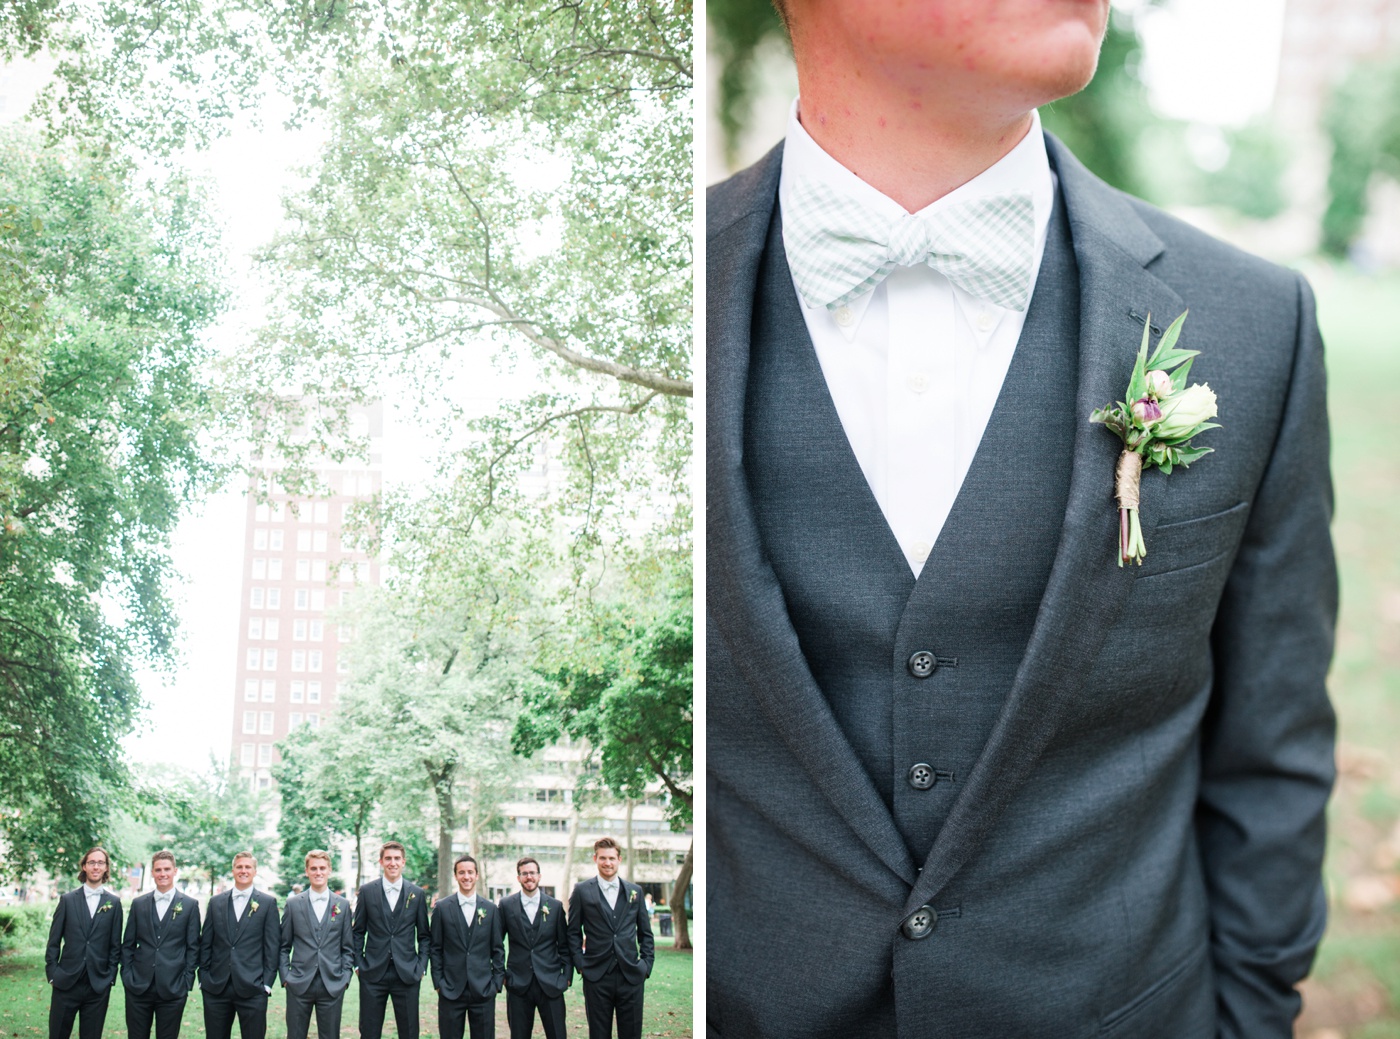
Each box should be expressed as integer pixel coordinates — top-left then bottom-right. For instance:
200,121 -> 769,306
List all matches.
97,902 -> 113,913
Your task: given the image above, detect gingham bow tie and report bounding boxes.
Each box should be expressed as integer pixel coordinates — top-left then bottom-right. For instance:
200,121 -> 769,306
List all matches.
783,177 -> 1036,312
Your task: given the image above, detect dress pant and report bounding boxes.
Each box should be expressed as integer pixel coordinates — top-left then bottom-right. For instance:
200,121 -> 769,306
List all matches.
582,966 -> 644,1039
438,989 -> 496,1039
124,986 -> 187,1039
285,972 -> 344,1039
48,974 -> 111,1039
507,976 -> 567,1039
201,986 -> 268,1039
358,971 -> 421,1039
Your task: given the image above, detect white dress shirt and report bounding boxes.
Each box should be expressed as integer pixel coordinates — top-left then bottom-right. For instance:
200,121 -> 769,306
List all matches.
83,884 -> 104,917
232,887 -> 253,920
310,890 -> 330,922
457,892 -> 478,923
154,889 -> 175,921
382,878 -> 402,911
522,894 -> 540,924
778,102 -> 1056,576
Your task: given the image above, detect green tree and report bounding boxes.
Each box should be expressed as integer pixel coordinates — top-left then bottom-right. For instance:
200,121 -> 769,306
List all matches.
515,574 -> 693,946
0,131 -> 226,881
1321,55 -> 1400,257
143,759 -> 271,887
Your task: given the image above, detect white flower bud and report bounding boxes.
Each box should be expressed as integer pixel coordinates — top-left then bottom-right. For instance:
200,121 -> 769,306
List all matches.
1155,383 -> 1217,438
1145,369 -> 1173,398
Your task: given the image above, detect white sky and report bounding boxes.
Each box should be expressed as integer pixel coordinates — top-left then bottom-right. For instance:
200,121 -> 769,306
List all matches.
5,0 -> 1289,772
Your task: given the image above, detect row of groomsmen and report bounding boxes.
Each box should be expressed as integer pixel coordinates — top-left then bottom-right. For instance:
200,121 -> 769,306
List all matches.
46,837 -> 654,1039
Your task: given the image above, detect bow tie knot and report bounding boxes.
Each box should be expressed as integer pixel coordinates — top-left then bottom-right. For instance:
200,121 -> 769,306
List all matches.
885,213 -> 935,268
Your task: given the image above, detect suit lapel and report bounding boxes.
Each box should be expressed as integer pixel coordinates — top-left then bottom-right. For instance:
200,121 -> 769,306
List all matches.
901,135 -> 1185,915
707,146 -> 916,886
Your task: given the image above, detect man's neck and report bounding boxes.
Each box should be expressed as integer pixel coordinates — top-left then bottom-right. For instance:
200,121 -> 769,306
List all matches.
234,883 -> 253,893
310,884 -> 329,895
458,889 -> 475,899
84,881 -> 104,893
155,886 -> 174,896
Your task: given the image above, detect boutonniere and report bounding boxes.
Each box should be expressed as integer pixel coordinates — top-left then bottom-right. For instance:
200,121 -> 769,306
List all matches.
1090,311 -> 1219,566
97,901 -> 114,914
540,904 -> 550,918
476,906 -> 487,923
249,900 -> 260,915
331,904 -> 341,919
406,892 -> 417,905
172,902 -> 183,917
628,890 -> 637,904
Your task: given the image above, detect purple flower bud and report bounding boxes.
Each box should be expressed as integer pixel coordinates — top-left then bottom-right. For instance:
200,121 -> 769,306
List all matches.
1131,397 -> 1162,423
1145,370 -> 1173,398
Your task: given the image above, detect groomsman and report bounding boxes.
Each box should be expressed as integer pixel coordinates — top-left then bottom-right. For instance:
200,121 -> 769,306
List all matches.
279,850 -> 355,1039
46,847 -> 122,1039
429,854 -> 505,1039
499,856 -> 572,1039
567,838 -> 654,1039
352,840 -> 430,1039
121,850 -> 201,1039
199,852 -> 280,1039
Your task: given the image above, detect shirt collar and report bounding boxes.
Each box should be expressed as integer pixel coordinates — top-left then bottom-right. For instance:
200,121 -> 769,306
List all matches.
457,892 -> 477,906
383,878 -> 402,893
778,98 -> 1055,336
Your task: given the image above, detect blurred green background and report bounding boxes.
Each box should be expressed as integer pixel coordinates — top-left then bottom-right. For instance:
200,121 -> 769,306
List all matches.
708,2 -> 1400,1035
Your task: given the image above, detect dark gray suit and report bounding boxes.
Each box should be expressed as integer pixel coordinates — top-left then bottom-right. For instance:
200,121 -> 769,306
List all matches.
429,895 -> 505,1039
46,887 -> 122,1039
352,879 -> 430,1039
279,890 -> 355,1039
567,877 -> 654,1039
499,891 -> 572,1039
198,888 -> 279,1039
121,889 -> 200,1039
706,136 -> 1336,1039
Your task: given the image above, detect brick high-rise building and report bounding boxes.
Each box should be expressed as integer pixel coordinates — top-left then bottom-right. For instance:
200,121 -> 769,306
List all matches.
230,402 -> 384,788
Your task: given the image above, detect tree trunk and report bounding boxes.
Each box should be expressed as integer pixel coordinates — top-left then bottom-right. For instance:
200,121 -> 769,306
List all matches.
670,839 -> 693,951
433,766 -> 456,898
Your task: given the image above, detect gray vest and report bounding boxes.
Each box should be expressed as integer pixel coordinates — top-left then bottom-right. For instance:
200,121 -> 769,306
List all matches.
744,191 -> 1080,859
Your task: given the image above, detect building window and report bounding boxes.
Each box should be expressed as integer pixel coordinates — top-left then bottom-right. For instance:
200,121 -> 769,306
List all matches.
255,503 -> 269,521
311,590 -> 325,610
268,559 -> 283,580
261,679 -> 276,702
297,531 -> 312,551
296,559 -> 311,581
243,711 -> 256,733
335,682 -> 345,701
311,559 -> 327,580
259,711 -> 274,734
292,650 -> 306,672
308,651 -> 322,672
263,648 -> 277,670
248,618 -> 263,640
314,502 -> 329,523
258,743 -> 273,766
251,558 -> 266,579
250,587 -> 264,608
246,649 -> 260,671
307,713 -> 320,728
293,619 -> 307,641
309,620 -> 323,641
313,531 -> 328,552
253,528 -> 267,549
257,775 -> 271,790
289,712 -> 303,727
338,624 -> 351,643
336,654 -> 349,674
270,529 -> 284,550
291,681 -> 305,703
264,618 -> 280,639
295,589 -> 309,609
308,681 -> 322,704
267,588 -> 281,608
240,743 -> 255,766
244,679 -> 258,702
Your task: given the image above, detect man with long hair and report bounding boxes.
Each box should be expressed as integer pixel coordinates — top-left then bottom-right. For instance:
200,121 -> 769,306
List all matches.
46,847 -> 122,1039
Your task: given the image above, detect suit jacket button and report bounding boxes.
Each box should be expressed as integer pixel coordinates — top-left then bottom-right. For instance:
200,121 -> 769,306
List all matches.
907,651 -> 937,678
907,763 -> 936,790
901,906 -> 936,940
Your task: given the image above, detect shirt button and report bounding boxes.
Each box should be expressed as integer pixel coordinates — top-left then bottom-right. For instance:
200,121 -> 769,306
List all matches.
833,306 -> 854,328
975,309 -> 997,333
907,651 -> 937,678
901,905 -> 937,940
907,762 -> 936,790
906,372 -> 930,394
910,541 -> 931,563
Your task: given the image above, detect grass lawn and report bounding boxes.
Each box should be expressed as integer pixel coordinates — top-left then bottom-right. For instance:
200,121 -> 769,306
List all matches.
1293,265 -> 1400,1039
0,938 -> 693,1037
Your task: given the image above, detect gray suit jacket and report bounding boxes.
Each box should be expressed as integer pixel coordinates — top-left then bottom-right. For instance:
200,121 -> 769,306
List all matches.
279,890 -> 355,998
706,137 -> 1336,1039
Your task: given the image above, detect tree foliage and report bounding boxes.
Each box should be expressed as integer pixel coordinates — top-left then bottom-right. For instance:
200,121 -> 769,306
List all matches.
1321,55 -> 1400,257
0,131 -> 226,880
140,759 -> 271,887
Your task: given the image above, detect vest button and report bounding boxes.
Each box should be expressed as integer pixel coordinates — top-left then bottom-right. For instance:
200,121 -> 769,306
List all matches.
907,651 -> 937,678
907,763 -> 936,790
901,905 -> 936,940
